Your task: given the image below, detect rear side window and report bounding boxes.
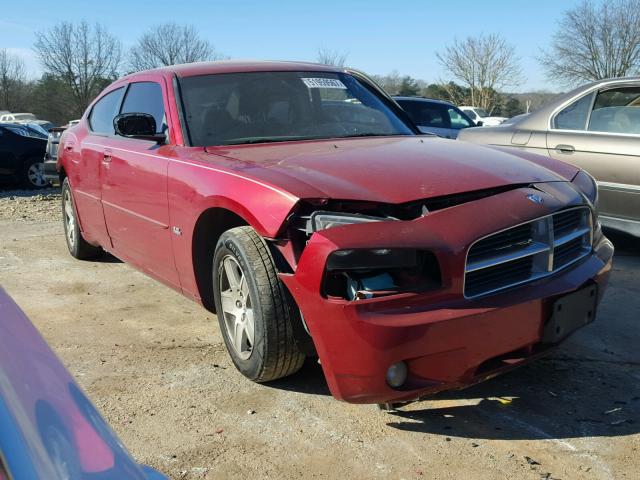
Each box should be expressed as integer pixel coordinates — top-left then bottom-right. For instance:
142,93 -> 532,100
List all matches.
120,82 -> 166,134
553,92 -> 594,130
588,87 -> 640,134
89,88 -> 125,135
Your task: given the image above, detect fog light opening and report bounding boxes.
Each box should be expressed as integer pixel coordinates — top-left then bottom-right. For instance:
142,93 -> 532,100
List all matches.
386,361 -> 408,388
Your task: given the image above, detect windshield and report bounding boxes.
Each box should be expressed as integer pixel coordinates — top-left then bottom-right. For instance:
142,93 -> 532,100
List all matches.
179,71 -> 414,146
14,113 -> 36,120
475,108 -> 490,118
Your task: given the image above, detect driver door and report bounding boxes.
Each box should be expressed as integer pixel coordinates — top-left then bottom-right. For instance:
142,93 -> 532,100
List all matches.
100,78 -> 180,288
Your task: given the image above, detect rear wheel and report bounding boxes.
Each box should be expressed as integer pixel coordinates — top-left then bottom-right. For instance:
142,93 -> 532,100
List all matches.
212,226 -> 305,382
62,178 -> 101,259
22,159 -> 49,189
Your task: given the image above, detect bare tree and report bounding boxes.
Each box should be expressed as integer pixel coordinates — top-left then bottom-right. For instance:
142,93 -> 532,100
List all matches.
129,23 -> 223,72
317,48 -> 348,67
0,49 -> 26,111
34,21 -> 122,115
540,0 -> 640,86
436,34 -> 523,112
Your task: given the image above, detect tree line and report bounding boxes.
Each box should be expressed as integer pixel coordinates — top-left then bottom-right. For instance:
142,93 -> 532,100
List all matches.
1,0 -> 639,125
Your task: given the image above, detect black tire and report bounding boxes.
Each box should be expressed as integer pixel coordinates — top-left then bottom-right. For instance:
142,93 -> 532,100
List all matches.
213,226 -> 305,382
22,158 -> 49,189
61,177 -> 101,260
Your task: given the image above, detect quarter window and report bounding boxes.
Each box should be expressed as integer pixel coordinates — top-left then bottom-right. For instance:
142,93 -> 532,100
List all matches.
553,92 -> 594,130
120,82 -> 166,134
89,87 -> 125,135
588,87 -> 640,134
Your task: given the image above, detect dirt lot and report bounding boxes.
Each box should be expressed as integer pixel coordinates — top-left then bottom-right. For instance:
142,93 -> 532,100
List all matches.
1,188 -> 639,480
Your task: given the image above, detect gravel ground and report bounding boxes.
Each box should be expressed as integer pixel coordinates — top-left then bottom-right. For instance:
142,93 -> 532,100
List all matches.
0,187 -> 61,222
1,189 -> 639,480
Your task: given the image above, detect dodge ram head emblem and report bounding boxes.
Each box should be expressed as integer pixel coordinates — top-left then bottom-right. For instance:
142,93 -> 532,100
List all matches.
527,194 -> 544,204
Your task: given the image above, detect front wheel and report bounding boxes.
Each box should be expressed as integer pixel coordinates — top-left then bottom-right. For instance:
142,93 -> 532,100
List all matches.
212,226 -> 305,382
61,178 -> 101,259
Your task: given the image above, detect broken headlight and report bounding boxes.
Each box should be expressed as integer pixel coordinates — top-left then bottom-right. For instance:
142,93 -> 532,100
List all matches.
310,211 -> 395,232
323,249 -> 441,300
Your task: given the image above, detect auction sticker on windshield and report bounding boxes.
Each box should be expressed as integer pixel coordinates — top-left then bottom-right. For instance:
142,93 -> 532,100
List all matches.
302,78 -> 347,89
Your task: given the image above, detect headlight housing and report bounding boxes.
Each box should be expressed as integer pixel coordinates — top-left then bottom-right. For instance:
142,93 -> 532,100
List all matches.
572,170 -> 598,210
323,249 -> 442,300
310,211 -> 393,232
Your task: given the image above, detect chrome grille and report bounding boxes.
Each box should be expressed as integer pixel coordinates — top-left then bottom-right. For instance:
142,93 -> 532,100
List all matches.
464,207 -> 592,298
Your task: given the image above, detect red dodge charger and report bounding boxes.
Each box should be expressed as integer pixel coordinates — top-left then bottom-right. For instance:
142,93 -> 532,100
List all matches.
57,61 -> 613,405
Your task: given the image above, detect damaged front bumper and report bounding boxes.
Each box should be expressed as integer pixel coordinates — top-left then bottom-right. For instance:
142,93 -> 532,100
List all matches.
279,184 -> 614,404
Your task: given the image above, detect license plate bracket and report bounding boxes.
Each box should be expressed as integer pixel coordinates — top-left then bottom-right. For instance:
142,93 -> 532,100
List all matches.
542,283 -> 598,344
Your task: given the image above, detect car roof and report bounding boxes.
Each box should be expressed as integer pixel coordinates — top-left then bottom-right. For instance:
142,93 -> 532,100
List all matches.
123,60 -> 343,79
393,96 -> 455,106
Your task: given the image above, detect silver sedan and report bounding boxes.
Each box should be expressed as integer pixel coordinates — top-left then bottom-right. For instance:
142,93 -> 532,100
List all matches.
459,77 -> 640,237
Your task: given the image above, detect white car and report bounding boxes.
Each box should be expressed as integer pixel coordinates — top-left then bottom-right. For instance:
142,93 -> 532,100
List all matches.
459,106 -> 507,126
0,112 -> 37,123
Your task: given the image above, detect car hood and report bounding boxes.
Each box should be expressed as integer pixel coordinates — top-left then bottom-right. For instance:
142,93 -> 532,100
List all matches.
204,136 -> 576,204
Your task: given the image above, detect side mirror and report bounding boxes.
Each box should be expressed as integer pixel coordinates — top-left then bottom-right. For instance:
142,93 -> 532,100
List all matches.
476,120 -> 484,127
114,113 -> 165,143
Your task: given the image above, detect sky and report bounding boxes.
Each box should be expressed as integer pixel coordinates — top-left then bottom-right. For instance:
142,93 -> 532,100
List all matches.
0,0 -> 584,93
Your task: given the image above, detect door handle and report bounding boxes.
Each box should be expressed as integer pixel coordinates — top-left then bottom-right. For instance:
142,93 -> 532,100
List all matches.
555,144 -> 575,154
102,149 -> 112,164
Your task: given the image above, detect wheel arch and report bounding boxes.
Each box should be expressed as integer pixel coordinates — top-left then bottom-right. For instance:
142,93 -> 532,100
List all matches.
191,206 -> 249,312
190,199 -> 295,313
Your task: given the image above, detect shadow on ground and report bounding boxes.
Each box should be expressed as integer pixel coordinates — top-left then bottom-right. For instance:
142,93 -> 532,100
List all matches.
93,252 -> 123,264
265,358 -> 331,396
605,229 -> 640,256
385,353 -> 639,441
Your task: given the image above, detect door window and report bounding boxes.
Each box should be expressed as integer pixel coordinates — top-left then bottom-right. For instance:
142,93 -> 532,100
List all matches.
398,101 -> 450,128
448,108 -> 472,129
89,87 -> 125,135
553,92 -> 594,130
120,82 -> 166,134
462,109 -> 476,120
588,87 -> 640,134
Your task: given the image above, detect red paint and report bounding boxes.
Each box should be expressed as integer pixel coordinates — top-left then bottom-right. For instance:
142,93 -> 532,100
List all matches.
58,62 -> 613,404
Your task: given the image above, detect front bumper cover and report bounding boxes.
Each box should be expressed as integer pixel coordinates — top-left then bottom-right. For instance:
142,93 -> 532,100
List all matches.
280,183 -> 614,404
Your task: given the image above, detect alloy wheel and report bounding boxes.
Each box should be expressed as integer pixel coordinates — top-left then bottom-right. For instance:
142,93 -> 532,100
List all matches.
218,255 -> 255,360
27,162 -> 48,187
63,189 -> 76,249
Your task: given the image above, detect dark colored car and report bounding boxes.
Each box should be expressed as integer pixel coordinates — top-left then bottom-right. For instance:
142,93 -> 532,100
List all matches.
0,287 -> 167,479
0,123 -> 48,188
394,96 -> 476,138
57,61 -> 612,405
